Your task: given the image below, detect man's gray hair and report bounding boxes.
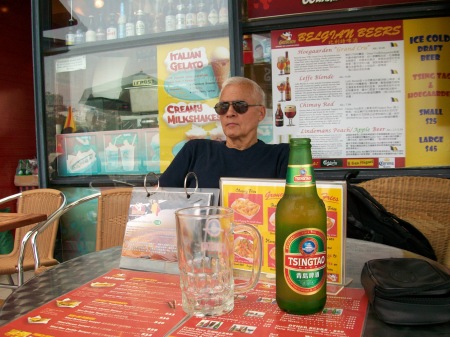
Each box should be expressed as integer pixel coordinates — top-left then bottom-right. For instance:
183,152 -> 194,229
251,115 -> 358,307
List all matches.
220,76 -> 266,106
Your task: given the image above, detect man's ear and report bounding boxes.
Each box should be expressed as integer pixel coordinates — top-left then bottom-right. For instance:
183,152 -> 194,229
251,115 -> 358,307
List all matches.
259,106 -> 266,121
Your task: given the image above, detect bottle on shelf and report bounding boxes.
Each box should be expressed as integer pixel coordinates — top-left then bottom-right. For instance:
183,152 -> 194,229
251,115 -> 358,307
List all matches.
125,0 -> 135,37
196,0 -> 208,28
285,51 -> 291,74
75,25 -> 85,45
275,138 -> 327,315
218,0 -> 228,24
208,0 -> 219,26
96,13 -> 106,41
152,0 -> 165,33
143,0 -> 153,34
175,0 -> 186,30
117,1 -> 127,38
85,15 -> 97,42
185,0 -> 197,29
106,12 -> 118,40
285,77 -> 291,101
65,18 -> 76,46
135,9 -> 146,35
165,0 -> 176,32
275,103 -> 284,127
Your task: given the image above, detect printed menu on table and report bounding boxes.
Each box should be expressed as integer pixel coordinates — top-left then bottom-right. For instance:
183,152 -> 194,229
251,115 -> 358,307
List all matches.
0,269 -> 368,337
0,269 -> 188,337
170,282 -> 368,337
119,187 -> 219,274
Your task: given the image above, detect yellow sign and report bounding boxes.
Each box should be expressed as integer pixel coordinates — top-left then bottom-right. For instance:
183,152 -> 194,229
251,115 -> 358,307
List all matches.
220,178 -> 346,286
404,17 -> 450,166
156,37 -> 230,172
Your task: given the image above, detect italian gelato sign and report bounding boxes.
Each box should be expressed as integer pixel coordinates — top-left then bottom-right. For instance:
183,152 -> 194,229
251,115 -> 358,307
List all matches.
157,38 -> 230,171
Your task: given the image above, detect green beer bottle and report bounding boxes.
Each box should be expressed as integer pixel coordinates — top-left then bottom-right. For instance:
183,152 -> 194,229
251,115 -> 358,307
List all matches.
275,138 -> 327,314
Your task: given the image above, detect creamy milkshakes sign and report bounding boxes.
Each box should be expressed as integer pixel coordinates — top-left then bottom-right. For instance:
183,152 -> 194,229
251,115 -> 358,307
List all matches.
157,38 -> 230,171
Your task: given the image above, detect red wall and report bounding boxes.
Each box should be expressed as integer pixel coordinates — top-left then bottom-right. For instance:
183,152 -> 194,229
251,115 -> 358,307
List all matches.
0,2 -> 36,208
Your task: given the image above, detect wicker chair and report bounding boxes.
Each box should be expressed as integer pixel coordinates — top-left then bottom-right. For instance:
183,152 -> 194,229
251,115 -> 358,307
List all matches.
0,189 -> 66,290
32,187 -> 133,275
358,176 -> 450,268
96,187 -> 132,251
31,192 -> 101,274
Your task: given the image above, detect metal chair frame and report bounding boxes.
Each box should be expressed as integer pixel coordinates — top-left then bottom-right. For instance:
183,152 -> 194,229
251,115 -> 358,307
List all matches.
31,192 -> 101,273
0,189 -> 66,289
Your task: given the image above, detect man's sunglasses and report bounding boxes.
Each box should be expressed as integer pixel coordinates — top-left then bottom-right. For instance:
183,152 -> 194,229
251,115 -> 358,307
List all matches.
214,101 -> 263,115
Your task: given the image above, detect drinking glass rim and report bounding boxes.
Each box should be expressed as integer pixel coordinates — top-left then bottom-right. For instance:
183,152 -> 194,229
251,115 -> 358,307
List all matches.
175,206 -> 233,218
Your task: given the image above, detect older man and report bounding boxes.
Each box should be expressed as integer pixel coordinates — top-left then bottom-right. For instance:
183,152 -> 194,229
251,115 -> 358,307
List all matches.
159,77 -> 289,188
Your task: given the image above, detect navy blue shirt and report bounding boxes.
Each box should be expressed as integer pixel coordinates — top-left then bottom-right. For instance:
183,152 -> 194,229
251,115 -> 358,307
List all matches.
159,139 -> 289,189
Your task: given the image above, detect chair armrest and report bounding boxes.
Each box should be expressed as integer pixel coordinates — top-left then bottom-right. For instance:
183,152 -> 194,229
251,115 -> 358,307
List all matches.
31,192 -> 100,270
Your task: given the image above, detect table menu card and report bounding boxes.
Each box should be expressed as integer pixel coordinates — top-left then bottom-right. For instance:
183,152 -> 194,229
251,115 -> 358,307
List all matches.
220,178 -> 347,286
0,269 -> 368,337
120,187 -> 219,274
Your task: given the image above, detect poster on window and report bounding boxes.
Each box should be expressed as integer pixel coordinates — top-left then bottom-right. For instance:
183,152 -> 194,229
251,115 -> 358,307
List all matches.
156,37 -> 230,172
271,17 -> 449,169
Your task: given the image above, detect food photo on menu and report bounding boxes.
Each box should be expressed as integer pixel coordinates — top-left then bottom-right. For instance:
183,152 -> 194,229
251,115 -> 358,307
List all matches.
55,298 -> 82,308
229,193 -> 263,224
227,192 -> 265,266
27,316 -> 51,324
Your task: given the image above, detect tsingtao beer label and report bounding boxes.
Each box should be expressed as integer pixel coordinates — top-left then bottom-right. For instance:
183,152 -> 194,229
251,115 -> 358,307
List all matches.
283,228 -> 326,295
286,164 -> 316,187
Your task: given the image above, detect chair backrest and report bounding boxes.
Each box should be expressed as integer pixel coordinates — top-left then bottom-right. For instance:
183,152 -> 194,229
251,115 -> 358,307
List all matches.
32,192 -> 100,270
358,176 -> 450,268
96,187 -> 133,251
13,189 -> 65,262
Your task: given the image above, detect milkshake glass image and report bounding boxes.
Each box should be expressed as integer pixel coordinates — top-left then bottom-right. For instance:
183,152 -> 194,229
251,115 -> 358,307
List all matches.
105,142 -> 119,171
151,134 -> 160,161
120,139 -> 135,171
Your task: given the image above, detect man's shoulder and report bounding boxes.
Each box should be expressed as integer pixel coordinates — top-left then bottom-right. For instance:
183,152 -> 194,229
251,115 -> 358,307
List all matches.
256,140 -> 289,153
186,139 -> 225,149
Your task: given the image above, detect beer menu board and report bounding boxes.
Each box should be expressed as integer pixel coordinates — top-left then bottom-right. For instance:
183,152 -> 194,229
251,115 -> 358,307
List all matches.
271,17 -> 450,168
220,178 -> 347,286
0,269 -> 368,337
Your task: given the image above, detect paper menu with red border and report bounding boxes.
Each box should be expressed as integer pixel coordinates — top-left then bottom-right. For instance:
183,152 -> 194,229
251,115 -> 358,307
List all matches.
0,269 -> 367,337
0,269 -> 187,337
169,283 -> 368,337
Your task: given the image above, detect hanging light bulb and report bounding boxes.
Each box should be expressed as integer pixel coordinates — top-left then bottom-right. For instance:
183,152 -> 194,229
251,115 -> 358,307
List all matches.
94,0 -> 104,9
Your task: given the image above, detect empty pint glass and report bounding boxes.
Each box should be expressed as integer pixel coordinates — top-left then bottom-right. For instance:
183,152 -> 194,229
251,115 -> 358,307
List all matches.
175,206 -> 262,317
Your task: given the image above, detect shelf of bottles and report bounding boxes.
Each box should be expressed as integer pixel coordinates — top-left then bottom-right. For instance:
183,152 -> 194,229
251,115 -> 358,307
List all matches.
43,0 -> 230,56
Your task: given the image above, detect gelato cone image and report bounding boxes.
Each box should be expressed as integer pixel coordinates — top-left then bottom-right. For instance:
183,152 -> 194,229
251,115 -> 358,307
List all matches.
211,46 -> 230,90
185,124 -> 207,140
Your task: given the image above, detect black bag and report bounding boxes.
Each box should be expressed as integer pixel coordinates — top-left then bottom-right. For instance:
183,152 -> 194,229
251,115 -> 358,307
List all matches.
346,182 -> 437,261
361,258 -> 450,325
